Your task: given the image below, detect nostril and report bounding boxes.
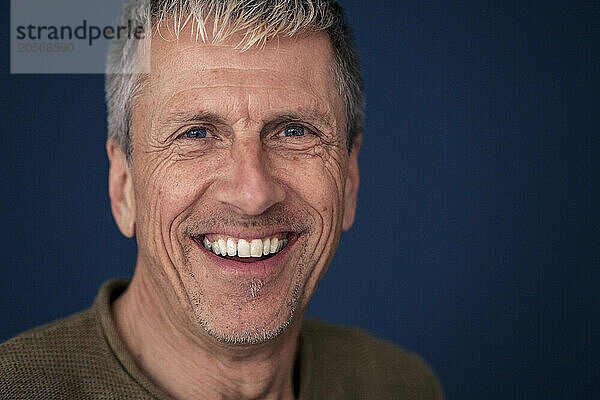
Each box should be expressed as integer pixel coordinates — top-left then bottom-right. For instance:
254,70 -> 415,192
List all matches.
223,178 -> 285,216
216,146 -> 285,215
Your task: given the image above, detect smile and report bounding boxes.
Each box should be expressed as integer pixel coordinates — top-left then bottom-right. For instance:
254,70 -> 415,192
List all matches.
196,233 -> 291,261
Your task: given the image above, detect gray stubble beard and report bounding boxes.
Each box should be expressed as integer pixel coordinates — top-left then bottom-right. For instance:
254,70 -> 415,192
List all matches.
183,238 -> 309,345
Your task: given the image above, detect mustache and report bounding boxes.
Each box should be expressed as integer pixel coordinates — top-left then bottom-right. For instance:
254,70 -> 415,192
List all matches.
182,203 -> 313,235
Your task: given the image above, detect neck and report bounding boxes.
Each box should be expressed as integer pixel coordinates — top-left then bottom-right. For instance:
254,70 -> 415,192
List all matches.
112,267 -> 300,400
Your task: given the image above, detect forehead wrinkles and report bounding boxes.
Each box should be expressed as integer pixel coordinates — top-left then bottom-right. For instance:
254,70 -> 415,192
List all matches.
155,64 -> 323,99
139,32 -> 344,135
150,36 -> 321,90
153,73 -> 336,128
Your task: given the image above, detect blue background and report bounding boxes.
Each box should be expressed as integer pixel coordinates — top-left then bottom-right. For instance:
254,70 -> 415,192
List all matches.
1,1 -> 598,398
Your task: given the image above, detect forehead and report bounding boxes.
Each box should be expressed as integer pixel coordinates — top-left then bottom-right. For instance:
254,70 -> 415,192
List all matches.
143,26 -> 343,126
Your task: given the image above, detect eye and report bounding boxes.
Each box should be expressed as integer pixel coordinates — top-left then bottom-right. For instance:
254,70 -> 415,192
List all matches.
183,127 -> 208,139
282,125 -> 305,137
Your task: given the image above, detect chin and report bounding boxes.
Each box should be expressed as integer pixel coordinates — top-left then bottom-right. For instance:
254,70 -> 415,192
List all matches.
192,296 -> 301,345
176,225 -> 314,345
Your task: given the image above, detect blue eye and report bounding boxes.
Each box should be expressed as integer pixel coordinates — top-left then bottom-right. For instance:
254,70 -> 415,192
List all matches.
283,125 -> 305,137
184,127 -> 207,139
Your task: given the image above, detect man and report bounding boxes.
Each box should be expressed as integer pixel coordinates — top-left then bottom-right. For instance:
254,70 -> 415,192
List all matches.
1,0 -> 443,398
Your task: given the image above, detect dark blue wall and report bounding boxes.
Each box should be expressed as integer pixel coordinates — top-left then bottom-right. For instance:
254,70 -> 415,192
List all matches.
1,1 -> 598,398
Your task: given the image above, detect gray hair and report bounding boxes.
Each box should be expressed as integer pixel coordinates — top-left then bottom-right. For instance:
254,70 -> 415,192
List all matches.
105,0 -> 364,161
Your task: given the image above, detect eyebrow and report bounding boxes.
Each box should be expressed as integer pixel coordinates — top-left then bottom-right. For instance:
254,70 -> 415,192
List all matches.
159,108 -> 336,131
266,111 -> 335,129
159,111 -> 228,127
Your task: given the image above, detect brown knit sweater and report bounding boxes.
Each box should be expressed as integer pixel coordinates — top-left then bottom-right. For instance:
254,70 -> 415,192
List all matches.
0,280 -> 443,399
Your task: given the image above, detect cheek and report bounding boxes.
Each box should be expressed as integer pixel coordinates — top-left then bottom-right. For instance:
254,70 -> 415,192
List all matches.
132,157 -> 217,251
271,149 -> 347,222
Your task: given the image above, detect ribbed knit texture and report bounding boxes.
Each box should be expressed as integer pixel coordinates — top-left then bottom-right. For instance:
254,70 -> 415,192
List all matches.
1,280 -> 443,399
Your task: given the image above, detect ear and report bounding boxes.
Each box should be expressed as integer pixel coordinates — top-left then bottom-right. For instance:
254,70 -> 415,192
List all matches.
106,138 -> 136,238
342,136 -> 361,231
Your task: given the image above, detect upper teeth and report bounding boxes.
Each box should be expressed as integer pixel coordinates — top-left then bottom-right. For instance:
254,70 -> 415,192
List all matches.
202,236 -> 288,258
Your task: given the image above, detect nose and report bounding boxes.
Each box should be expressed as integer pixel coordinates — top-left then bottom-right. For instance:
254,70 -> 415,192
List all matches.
215,138 -> 285,216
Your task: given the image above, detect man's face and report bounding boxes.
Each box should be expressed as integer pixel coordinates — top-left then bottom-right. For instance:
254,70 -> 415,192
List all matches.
113,28 -> 360,343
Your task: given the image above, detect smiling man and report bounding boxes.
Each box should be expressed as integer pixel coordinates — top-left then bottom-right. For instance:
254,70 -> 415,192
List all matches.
1,1 -> 442,399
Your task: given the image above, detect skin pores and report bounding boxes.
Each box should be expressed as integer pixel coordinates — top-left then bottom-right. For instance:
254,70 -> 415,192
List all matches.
116,30 -> 359,344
